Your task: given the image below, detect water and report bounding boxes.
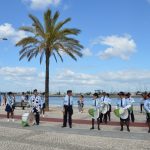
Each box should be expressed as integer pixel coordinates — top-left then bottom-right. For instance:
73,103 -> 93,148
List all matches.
14,96 -> 142,106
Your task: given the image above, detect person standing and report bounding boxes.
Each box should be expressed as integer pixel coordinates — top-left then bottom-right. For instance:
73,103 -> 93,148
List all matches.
125,93 -> 135,122
106,93 -> 112,122
90,93 -> 101,130
62,90 -> 73,128
29,89 -> 42,125
77,95 -> 84,113
5,92 -> 15,122
117,92 -> 131,132
140,92 -> 147,113
40,92 -> 46,117
2,93 -> 7,106
100,92 -> 111,124
25,94 -> 29,102
21,92 -> 26,110
144,93 -> 150,133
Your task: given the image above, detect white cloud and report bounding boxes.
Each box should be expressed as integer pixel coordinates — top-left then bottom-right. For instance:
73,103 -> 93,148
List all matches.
93,35 -> 136,60
0,23 -> 27,43
23,0 -> 61,10
0,66 -> 150,92
82,48 -> 93,56
0,67 -> 44,92
54,69 -> 150,92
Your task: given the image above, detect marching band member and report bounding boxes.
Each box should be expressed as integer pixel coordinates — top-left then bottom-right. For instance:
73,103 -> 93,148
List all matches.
117,92 -> 131,132
29,89 -> 42,125
5,92 -> 15,122
90,93 -> 101,130
125,93 -> 135,122
100,92 -> 111,124
62,90 -> 73,128
140,92 -> 147,113
144,93 -> 150,133
106,93 -> 112,122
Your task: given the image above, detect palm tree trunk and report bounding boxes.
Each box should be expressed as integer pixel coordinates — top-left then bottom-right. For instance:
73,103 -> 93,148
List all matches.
45,49 -> 50,111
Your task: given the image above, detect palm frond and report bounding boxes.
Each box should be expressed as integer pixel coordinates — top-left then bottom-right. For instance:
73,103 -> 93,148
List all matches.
19,45 -> 33,55
52,52 -> 57,63
52,11 -> 59,25
65,51 -> 77,61
40,51 -> 45,64
59,28 -> 81,36
16,37 -> 39,47
55,50 -> 63,62
19,26 -> 35,34
54,18 -> 71,32
29,14 -> 45,38
44,9 -> 52,33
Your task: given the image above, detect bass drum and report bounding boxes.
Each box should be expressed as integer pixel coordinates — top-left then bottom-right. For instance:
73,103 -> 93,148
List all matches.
114,108 -> 129,119
88,108 -> 100,119
119,108 -> 129,119
100,103 -> 110,115
22,112 -> 35,127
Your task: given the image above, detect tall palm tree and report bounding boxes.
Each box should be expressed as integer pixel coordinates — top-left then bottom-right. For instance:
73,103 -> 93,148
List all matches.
16,9 -> 83,110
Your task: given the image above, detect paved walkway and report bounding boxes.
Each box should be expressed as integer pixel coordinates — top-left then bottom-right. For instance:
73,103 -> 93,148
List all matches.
0,118 -> 150,150
0,106 -> 150,150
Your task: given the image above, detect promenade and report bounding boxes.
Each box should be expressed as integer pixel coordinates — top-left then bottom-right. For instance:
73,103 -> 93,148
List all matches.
0,106 -> 150,150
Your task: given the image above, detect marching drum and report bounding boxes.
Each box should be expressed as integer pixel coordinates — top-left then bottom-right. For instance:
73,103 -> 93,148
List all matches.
100,103 -> 110,114
114,107 -> 129,119
22,112 -> 35,127
88,108 -> 99,119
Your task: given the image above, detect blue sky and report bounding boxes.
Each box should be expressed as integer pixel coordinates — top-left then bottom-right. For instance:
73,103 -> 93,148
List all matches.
0,0 -> 150,93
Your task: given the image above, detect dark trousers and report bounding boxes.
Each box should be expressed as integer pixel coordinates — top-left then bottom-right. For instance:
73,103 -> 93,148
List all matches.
35,112 -> 40,125
100,112 -> 108,124
91,118 -> 100,129
146,113 -> 150,131
63,105 -> 73,127
33,108 -> 40,125
129,111 -> 135,122
120,117 -> 130,130
107,104 -> 112,121
140,104 -> 144,113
